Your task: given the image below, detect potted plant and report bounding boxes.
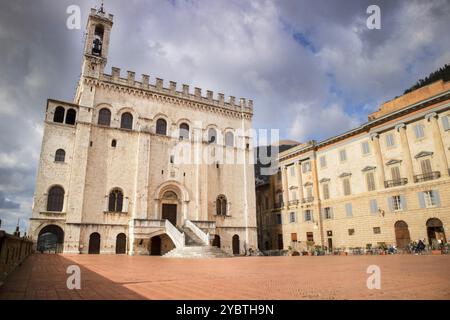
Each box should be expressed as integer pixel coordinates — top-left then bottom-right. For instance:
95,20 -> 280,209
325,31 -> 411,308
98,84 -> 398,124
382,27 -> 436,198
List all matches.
378,242 -> 387,255
339,246 -> 347,256
306,240 -> 314,256
365,243 -> 373,255
431,243 -> 442,255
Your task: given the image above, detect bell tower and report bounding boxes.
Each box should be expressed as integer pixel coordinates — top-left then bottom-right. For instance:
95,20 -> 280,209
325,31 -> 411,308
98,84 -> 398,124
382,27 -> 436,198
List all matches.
81,4 -> 113,78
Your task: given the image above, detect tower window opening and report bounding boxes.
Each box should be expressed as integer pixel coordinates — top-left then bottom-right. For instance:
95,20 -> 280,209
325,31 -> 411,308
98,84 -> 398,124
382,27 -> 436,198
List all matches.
92,25 -> 104,56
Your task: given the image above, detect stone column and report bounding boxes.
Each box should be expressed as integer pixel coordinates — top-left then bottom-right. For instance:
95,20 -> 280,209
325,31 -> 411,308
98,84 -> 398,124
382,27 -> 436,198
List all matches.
370,133 -> 386,188
311,152 -> 324,246
426,112 -> 449,173
295,161 -> 303,201
282,166 -> 289,207
395,123 -> 414,183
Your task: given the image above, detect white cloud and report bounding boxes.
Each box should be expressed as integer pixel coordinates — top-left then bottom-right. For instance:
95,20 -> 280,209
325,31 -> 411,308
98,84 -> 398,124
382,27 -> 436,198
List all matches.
289,102 -> 362,142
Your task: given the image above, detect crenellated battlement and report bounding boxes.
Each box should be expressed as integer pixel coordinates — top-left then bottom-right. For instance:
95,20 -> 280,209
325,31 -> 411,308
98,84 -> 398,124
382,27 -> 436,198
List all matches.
98,67 -> 254,114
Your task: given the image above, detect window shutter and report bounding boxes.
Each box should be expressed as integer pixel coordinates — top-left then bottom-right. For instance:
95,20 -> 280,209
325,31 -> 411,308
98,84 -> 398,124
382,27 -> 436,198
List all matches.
370,199 -> 377,214
330,207 -> 334,219
418,192 -> 425,208
442,115 -> 450,131
388,197 -> 393,212
432,190 -> 441,207
345,203 -> 353,217
400,195 -> 407,210
321,208 -> 325,219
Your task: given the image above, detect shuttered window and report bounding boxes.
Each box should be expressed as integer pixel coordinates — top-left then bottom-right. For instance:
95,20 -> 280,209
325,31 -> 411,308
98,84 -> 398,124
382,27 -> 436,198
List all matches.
343,178 -> 351,196
366,172 -> 376,191
361,141 -> 370,155
391,166 -> 401,181
322,183 -> 330,200
420,159 -> 432,174
339,149 -> 347,162
345,203 -> 353,217
414,124 -> 425,139
370,199 -> 378,215
291,233 -> 297,242
442,115 -> 450,130
386,133 -> 395,147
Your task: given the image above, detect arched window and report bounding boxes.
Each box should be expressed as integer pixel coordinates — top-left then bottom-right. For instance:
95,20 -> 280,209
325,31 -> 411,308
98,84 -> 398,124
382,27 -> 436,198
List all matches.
225,131 -> 234,147
111,139 -> 117,147
55,149 -> 65,162
53,106 -> 65,123
179,123 -> 189,140
208,128 -> 217,144
92,25 -> 104,56
216,195 -> 227,215
156,118 -> 167,135
65,109 -> 76,125
108,189 -> 123,212
98,108 -> 111,126
47,186 -> 65,212
120,112 -> 133,130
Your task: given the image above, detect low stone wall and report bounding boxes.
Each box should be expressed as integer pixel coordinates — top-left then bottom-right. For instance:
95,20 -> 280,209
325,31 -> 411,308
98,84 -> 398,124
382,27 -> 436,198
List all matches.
0,231 -> 34,285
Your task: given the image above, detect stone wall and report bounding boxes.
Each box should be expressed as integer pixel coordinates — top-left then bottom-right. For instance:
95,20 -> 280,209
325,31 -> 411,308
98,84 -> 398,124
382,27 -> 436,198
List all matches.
0,231 -> 33,285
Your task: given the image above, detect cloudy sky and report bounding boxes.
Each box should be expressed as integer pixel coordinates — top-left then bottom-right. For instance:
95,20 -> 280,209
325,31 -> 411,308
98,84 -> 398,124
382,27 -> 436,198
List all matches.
0,0 -> 449,233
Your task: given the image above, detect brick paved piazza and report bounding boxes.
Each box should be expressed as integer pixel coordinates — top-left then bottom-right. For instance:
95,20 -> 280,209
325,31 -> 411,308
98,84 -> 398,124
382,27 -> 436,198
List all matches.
1,254 -> 449,300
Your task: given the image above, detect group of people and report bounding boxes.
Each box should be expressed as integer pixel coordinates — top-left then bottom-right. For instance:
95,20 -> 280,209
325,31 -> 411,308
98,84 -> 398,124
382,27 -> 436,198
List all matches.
409,239 -> 427,254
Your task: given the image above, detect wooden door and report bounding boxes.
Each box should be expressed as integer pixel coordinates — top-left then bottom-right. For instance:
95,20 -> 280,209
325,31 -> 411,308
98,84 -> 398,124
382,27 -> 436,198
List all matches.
162,204 -> 177,226
116,233 -> 126,254
89,232 -> 101,254
394,221 -> 410,249
232,235 -> 240,255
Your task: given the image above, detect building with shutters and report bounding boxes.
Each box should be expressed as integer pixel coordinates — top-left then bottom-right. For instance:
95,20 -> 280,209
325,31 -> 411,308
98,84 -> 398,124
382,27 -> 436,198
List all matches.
28,7 -> 257,256
257,79 -> 450,252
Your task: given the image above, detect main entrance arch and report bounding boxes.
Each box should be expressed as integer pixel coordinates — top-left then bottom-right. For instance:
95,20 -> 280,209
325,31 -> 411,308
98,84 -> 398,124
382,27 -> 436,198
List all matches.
426,218 -> 446,246
37,224 -> 64,253
154,180 -> 190,226
394,220 -> 411,249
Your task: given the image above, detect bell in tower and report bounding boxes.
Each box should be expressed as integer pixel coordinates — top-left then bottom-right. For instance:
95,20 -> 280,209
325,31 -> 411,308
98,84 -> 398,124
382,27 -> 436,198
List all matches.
92,25 -> 104,56
80,6 -> 113,77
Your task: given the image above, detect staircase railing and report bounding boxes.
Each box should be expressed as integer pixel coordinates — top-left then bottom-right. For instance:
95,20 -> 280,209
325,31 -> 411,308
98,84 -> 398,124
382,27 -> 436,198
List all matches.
185,220 -> 209,246
165,220 -> 185,248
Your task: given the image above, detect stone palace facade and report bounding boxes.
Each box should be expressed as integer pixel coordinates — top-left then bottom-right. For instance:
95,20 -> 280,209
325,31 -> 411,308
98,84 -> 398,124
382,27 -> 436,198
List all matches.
29,7 -> 257,256
257,80 -> 450,253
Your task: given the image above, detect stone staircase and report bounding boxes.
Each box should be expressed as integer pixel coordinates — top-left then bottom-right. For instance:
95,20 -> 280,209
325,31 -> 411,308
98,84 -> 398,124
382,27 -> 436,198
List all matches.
163,223 -> 232,258
163,245 -> 232,258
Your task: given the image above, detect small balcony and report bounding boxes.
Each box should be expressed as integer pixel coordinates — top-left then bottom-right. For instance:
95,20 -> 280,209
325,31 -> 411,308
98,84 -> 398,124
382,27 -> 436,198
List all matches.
288,200 -> 299,206
413,171 -> 441,183
384,178 -> 408,188
302,197 -> 314,204
273,202 -> 283,209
